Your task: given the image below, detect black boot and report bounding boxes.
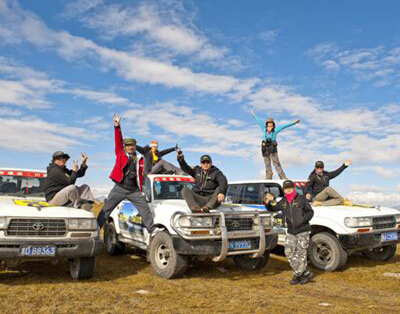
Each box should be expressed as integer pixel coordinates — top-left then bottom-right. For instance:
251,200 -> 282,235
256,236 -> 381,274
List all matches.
300,269 -> 314,285
290,275 -> 302,285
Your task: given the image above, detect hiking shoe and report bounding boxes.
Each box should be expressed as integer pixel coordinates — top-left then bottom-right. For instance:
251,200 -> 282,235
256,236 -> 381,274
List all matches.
80,203 -> 92,211
300,270 -> 314,285
312,201 -> 322,207
343,198 -> 353,206
290,275 -> 302,285
150,227 -> 165,237
201,206 -> 210,213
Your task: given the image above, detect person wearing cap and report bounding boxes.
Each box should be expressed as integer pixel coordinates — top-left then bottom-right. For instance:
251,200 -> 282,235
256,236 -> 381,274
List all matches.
265,180 -> 314,285
251,109 -> 300,180
305,160 -> 352,206
44,151 -> 94,210
140,140 -> 183,175
97,115 -> 161,236
177,151 -> 228,213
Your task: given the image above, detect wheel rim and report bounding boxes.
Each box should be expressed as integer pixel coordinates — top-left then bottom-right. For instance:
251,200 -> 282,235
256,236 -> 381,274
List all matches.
155,243 -> 170,269
313,242 -> 332,265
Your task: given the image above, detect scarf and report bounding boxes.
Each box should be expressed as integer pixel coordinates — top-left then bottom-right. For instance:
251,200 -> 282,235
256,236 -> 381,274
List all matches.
285,190 -> 296,203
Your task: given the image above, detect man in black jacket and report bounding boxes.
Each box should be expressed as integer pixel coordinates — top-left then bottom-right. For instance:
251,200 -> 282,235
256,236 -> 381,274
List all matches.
306,160 -> 351,206
44,151 -> 94,210
265,180 -> 314,285
141,141 -> 183,175
177,151 -> 227,213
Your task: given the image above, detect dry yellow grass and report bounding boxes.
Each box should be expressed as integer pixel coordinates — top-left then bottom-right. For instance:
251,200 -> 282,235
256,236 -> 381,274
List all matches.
0,204 -> 399,313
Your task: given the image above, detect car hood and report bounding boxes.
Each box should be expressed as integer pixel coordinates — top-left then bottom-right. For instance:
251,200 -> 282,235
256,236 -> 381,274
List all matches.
0,196 -> 95,219
153,200 -> 257,215
313,204 -> 400,219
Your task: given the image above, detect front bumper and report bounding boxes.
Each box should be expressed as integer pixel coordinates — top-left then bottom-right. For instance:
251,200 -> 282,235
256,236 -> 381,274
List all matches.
0,236 -> 103,260
338,230 -> 400,252
173,234 -> 278,256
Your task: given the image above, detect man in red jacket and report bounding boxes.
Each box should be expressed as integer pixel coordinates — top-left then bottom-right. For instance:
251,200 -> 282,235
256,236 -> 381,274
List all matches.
97,115 -> 158,235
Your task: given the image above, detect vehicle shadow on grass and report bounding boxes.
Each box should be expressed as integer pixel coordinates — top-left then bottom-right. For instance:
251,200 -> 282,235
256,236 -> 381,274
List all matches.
0,251 -> 148,285
182,254 -> 291,281
339,252 -> 400,270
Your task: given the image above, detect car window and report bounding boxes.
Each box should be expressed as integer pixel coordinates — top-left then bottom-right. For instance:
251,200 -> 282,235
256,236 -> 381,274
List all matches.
226,184 -> 243,204
0,175 -> 45,197
153,181 -> 194,200
242,183 -> 262,204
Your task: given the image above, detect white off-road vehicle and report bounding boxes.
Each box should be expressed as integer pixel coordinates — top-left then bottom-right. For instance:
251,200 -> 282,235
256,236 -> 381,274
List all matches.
0,169 -> 102,279
226,180 -> 400,271
104,174 -> 279,279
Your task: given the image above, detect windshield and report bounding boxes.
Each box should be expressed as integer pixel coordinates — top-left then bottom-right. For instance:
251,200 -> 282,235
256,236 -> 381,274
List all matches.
0,175 -> 46,197
153,181 -> 194,200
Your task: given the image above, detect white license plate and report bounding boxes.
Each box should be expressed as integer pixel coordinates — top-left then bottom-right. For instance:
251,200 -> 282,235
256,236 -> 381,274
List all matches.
381,232 -> 398,242
20,246 -> 56,257
228,240 -> 252,250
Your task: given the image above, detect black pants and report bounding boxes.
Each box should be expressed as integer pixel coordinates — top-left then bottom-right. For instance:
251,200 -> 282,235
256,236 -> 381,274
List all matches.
181,187 -> 221,212
97,184 -> 155,232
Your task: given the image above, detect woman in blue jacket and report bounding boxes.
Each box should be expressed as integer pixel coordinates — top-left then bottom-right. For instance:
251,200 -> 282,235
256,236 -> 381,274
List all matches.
252,110 -> 300,179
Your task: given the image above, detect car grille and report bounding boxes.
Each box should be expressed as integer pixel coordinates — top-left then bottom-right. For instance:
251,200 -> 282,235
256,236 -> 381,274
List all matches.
372,216 -> 396,230
224,217 -> 254,231
7,219 -> 67,237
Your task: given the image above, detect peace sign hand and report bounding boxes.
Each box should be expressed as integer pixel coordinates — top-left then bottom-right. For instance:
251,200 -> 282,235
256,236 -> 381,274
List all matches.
72,160 -> 79,172
81,152 -> 88,166
113,114 -> 121,127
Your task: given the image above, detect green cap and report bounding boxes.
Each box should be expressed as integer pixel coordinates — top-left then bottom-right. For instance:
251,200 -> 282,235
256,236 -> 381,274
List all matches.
123,138 -> 137,146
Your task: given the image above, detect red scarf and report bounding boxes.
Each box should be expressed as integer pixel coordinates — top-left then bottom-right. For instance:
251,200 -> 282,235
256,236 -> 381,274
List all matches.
285,190 -> 296,203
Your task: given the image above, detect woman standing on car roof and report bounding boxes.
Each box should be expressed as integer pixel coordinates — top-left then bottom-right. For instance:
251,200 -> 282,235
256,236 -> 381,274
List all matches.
251,109 -> 300,180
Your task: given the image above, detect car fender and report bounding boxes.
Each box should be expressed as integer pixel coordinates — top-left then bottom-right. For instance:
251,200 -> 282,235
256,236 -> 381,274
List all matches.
310,216 -> 349,234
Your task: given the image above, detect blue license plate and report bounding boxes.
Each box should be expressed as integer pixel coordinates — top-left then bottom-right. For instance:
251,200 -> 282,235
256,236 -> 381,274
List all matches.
20,246 -> 56,257
228,240 -> 252,250
381,232 -> 398,242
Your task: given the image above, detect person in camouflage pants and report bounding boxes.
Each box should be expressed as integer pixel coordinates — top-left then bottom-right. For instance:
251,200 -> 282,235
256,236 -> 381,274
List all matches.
285,231 -> 311,277
265,180 -> 314,285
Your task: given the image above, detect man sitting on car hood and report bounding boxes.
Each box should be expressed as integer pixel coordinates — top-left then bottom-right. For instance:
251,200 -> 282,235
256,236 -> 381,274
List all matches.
177,151 -> 228,213
44,151 -> 94,210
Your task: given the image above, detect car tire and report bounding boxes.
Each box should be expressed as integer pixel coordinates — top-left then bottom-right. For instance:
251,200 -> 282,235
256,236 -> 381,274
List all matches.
69,257 -> 96,280
233,251 -> 270,271
104,222 -> 125,255
149,231 -> 188,279
362,244 -> 397,261
308,232 -> 348,271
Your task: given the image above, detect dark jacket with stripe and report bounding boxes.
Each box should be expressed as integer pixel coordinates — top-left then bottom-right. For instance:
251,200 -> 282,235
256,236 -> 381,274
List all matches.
306,164 -> 347,197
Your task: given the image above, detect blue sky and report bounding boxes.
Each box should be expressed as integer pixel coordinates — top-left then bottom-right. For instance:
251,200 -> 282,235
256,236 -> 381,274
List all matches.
0,0 -> 399,205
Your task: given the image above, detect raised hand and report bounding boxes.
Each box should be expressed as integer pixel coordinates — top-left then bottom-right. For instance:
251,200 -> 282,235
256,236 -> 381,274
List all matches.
72,160 -> 79,172
81,152 -> 88,166
264,193 -> 275,204
295,119 -> 301,124
344,160 -> 352,166
113,114 -> 121,127
251,109 -> 256,116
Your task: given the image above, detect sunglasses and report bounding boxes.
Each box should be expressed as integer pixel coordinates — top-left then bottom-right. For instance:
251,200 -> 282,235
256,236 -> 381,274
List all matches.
201,160 -> 211,164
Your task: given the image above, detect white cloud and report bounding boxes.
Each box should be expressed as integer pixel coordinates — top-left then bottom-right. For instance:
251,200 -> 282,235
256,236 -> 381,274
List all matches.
347,184 -> 400,207
307,42 -> 400,85
0,107 -> 23,116
258,30 -> 279,44
0,0 -> 255,98
63,0 -> 103,18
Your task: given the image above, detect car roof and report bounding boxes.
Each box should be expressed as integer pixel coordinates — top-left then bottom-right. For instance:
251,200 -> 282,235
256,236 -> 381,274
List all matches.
0,169 -> 46,178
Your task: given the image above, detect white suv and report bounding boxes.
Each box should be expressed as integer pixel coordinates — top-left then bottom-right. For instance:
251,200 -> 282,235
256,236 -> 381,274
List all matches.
0,169 -> 102,279
104,174 -> 279,279
226,179 -> 400,271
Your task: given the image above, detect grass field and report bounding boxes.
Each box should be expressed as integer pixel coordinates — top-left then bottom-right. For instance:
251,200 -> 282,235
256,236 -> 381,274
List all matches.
0,205 -> 399,313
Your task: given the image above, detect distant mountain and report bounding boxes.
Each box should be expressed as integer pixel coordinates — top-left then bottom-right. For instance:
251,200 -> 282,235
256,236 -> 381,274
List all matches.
394,205 -> 400,210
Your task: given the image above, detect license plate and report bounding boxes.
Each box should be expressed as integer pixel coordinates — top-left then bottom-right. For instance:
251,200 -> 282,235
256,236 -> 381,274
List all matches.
381,232 -> 398,242
228,240 -> 252,250
20,246 -> 56,257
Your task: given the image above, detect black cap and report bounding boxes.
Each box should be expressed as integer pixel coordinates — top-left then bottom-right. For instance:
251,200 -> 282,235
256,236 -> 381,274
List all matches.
200,154 -> 212,163
283,180 -> 295,190
315,161 -> 324,168
52,151 -> 70,160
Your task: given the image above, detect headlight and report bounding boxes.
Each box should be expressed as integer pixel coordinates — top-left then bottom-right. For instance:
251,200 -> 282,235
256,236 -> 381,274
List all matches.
68,218 -> 97,230
260,216 -> 272,227
178,216 -> 213,228
0,217 -> 6,229
344,217 -> 372,228
395,214 -> 400,223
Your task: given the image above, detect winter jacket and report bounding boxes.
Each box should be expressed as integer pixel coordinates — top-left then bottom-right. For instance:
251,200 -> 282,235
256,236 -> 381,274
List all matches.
109,126 -> 145,191
306,164 -> 347,197
254,113 -> 297,141
138,146 -> 175,174
266,193 -> 314,235
44,163 -> 87,201
177,157 -> 228,196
